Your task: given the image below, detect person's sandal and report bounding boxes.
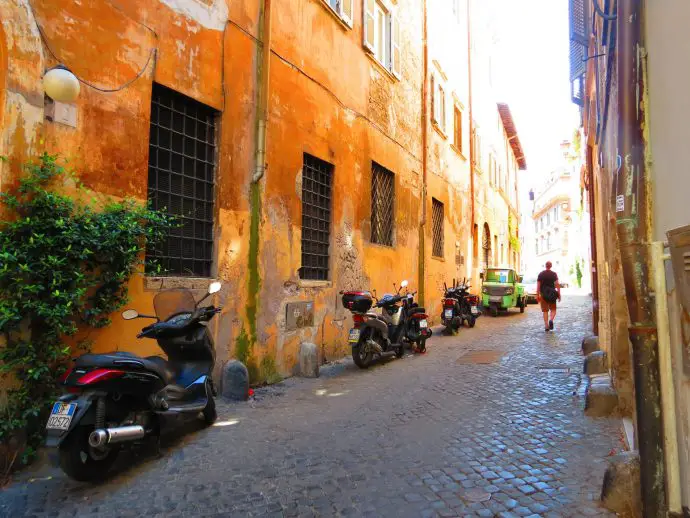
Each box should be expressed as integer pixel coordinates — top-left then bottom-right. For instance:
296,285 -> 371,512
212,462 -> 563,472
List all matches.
549,320 -> 554,330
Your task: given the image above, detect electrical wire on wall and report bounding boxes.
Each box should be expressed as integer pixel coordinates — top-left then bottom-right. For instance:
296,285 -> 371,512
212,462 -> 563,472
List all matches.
30,0 -> 158,93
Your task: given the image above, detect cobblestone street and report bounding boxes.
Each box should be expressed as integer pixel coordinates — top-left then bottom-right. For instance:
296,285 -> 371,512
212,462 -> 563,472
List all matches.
3,295 -> 622,517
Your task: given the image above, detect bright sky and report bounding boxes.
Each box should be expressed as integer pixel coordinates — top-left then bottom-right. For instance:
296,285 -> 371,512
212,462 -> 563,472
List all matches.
487,0 -> 580,189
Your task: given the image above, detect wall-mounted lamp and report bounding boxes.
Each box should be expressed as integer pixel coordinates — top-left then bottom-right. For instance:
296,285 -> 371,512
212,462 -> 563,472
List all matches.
43,65 -> 80,103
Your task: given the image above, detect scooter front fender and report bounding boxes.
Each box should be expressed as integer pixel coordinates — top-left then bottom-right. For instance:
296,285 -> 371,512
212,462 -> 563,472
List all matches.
45,392 -> 100,448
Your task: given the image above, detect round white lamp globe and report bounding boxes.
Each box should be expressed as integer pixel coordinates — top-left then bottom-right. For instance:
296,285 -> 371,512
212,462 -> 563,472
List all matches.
43,65 -> 80,103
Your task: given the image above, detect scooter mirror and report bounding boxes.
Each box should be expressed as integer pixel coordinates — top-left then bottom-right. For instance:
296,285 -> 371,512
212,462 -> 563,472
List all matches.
208,281 -> 222,294
400,280 -> 409,288
122,309 -> 139,320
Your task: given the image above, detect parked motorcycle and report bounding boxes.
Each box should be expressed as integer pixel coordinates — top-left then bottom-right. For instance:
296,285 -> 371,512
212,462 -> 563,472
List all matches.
441,278 -> 481,332
341,280 -> 432,368
45,282 -> 222,481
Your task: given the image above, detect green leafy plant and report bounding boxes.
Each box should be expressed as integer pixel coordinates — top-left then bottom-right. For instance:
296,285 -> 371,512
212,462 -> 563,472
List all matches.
0,154 -> 171,477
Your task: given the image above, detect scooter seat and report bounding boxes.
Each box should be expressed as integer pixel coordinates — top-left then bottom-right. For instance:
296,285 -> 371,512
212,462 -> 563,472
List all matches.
410,307 -> 426,315
75,352 -> 178,385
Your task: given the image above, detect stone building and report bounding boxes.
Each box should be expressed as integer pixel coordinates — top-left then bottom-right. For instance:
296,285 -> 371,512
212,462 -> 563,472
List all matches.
570,0 -> 690,514
0,0 -> 524,384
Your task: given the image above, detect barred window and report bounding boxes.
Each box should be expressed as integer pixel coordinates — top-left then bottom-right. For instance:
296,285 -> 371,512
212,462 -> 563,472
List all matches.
371,162 -> 395,246
432,198 -> 444,258
146,83 -> 217,277
300,154 -> 333,281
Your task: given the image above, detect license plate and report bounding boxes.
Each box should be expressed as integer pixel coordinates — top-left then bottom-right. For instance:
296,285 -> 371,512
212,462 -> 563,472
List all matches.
46,402 -> 77,431
348,328 -> 360,343
490,295 -> 503,302
444,309 -> 453,319
471,306 -> 478,314
419,320 -> 428,328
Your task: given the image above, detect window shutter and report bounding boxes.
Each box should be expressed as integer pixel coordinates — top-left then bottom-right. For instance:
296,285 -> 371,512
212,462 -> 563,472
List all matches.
391,12 -> 401,78
341,0 -> 353,28
430,75 -> 436,123
363,0 -> 375,52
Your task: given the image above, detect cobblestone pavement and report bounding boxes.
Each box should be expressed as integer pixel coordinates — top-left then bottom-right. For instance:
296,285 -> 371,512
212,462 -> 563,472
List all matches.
2,295 -> 622,517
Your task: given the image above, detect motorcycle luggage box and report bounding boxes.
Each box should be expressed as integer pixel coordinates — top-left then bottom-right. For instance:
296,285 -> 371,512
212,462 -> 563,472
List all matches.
342,291 -> 373,313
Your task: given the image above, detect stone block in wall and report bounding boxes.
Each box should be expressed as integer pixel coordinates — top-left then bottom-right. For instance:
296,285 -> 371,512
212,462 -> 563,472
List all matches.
299,342 -> 319,378
582,335 -> 601,356
601,451 -> 642,518
221,360 -> 249,401
584,350 -> 608,375
585,375 -> 619,417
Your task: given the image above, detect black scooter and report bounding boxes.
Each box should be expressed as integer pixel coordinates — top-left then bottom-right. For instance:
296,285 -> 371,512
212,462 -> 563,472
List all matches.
342,280 -> 432,368
45,282 -> 222,481
441,278 -> 481,333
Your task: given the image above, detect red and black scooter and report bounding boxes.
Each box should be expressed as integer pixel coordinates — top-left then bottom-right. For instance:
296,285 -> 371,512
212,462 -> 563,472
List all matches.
341,280 -> 432,368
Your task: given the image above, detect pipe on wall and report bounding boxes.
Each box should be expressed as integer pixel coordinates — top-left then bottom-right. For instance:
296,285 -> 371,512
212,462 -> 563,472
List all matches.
252,0 -> 272,184
418,0 -> 428,306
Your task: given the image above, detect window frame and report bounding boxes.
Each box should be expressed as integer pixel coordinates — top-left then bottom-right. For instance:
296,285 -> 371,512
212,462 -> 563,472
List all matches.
370,162 -> 396,247
453,105 -> 463,153
322,0 -> 354,27
431,198 -> 445,258
363,0 -> 400,78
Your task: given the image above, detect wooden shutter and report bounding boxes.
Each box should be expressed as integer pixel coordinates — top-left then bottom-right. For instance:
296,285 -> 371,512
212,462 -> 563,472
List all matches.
363,0 -> 375,52
391,12 -> 401,78
342,0 -> 353,28
430,75 -> 436,123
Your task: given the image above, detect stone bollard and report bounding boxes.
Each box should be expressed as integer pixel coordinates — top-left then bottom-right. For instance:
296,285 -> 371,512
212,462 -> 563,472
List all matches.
585,375 -> 619,417
299,342 -> 319,378
601,451 -> 642,517
221,360 -> 249,401
582,335 -> 600,356
584,350 -> 608,375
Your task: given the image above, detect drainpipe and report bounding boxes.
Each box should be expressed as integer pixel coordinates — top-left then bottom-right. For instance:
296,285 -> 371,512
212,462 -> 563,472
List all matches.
252,0 -> 272,184
615,1 -> 665,516
586,145 -> 599,335
467,0 -> 476,248
418,0 -> 428,306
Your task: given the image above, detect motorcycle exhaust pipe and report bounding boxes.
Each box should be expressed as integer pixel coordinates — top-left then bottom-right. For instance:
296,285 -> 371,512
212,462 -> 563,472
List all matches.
366,339 -> 384,354
89,425 -> 145,448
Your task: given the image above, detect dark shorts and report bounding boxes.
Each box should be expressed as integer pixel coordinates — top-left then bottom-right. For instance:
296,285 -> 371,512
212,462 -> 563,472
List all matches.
540,299 -> 557,312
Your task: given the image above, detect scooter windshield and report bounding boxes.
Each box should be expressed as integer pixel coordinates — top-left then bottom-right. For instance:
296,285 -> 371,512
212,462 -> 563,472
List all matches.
153,289 -> 197,321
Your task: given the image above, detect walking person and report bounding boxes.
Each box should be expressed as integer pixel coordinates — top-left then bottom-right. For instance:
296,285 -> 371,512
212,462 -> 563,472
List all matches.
537,261 -> 561,332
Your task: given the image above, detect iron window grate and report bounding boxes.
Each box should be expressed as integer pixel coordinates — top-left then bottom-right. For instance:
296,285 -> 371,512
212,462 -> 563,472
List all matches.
432,198 -> 444,258
146,83 -> 217,277
300,154 -> 333,281
371,162 -> 395,246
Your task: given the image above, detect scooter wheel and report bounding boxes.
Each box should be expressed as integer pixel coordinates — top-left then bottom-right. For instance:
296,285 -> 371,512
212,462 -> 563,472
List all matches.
395,345 -> 405,358
59,426 -> 119,482
203,381 -> 217,425
467,317 -> 476,328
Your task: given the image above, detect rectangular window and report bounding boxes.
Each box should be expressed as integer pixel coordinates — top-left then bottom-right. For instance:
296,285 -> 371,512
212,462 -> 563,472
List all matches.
146,83 -> 217,277
364,0 -> 400,77
432,198 -> 444,258
371,162 -> 395,246
453,106 -> 463,151
438,85 -> 446,133
325,0 -> 354,26
300,154 -> 333,281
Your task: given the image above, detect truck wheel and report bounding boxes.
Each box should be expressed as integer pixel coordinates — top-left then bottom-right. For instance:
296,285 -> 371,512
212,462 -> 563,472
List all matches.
59,426 -> 119,482
520,299 -> 526,313
491,306 -> 498,317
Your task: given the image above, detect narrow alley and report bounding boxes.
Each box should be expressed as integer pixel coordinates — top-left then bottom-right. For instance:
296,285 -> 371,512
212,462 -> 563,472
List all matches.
3,295 -> 621,518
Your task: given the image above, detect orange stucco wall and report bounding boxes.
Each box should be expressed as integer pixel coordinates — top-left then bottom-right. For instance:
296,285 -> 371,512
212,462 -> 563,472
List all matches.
1,0 -> 523,384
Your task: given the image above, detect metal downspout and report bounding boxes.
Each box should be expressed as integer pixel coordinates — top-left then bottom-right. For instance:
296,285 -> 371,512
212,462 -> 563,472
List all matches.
467,0 -> 476,251
586,145 -> 599,335
615,1 -> 665,515
418,0 -> 428,306
252,0 -> 272,184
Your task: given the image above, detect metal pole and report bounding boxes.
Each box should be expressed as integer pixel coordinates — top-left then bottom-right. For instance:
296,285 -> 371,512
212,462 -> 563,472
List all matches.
616,1 -> 666,515
651,243 -> 682,514
586,145 -> 599,335
418,0 -> 428,306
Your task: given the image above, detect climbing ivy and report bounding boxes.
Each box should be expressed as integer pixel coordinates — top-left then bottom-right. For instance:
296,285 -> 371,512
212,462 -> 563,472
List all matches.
0,154 -> 171,474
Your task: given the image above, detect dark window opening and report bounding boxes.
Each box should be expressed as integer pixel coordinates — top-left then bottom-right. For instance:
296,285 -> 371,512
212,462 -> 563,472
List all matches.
432,198 -> 444,258
300,154 -> 333,281
146,83 -> 217,277
371,162 -> 395,246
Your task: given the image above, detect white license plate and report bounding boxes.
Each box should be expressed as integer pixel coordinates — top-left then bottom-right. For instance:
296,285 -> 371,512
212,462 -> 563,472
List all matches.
490,295 -> 503,302
419,320 -> 428,328
444,309 -> 453,319
348,328 -> 360,343
471,306 -> 478,314
46,402 -> 77,431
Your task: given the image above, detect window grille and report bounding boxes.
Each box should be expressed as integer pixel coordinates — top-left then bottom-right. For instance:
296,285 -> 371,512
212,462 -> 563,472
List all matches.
300,154 -> 333,281
371,162 -> 395,246
432,198 -> 444,258
146,83 -> 217,277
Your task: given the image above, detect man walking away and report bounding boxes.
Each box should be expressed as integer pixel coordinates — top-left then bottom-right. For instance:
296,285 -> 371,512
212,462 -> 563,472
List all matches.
537,261 -> 561,332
